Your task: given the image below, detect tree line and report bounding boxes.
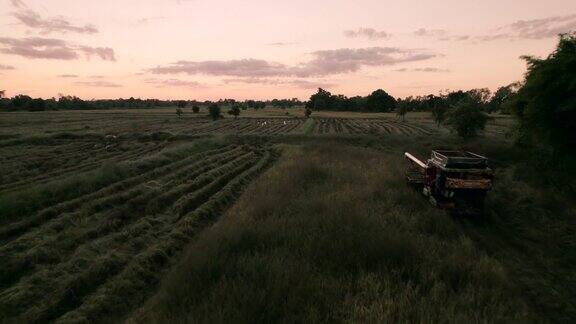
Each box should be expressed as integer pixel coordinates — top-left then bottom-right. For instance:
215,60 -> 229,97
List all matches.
0,94 -> 303,112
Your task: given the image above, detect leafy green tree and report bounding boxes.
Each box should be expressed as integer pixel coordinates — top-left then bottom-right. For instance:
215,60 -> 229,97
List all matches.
307,88 -> 332,110
11,94 -> 33,110
396,102 -> 408,121
445,98 -> 490,140
509,33 -> 576,154
305,107 -> 312,118
467,88 -> 491,103
365,89 -> 396,112
176,108 -> 183,118
489,84 -> 518,114
29,98 -> 46,112
191,105 -> 200,113
208,104 -> 221,121
228,105 -> 241,119
424,95 -> 447,127
177,100 -> 187,109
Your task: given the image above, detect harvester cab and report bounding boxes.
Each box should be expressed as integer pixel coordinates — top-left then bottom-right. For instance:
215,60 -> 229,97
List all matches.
404,150 -> 494,214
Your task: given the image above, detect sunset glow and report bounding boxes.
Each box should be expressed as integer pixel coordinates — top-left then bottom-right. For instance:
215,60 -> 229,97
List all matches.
1,0 -> 575,100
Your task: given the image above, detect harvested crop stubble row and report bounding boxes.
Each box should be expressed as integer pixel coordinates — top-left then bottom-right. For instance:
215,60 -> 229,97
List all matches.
310,118 -> 432,135
0,141 -> 95,163
0,144 -> 239,237
57,149 -> 276,323
0,149 -> 251,291
0,149 -> 250,275
0,145 -> 245,245
0,148 -> 276,322
3,153 -> 252,298
0,144 -> 166,193
2,152 -> 260,309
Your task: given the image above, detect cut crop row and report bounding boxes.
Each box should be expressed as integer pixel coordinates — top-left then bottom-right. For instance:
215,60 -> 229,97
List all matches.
0,147 -> 276,322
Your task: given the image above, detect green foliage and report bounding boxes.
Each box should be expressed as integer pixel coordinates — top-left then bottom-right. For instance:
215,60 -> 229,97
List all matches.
366,89 -> 396,112
175,108 -> 183,118
305,88 -> 396,112
395,101 -> 408,121
304,107 -> 312,118
208,104 -> 221,121
227,105 -> 241,119
430,101 -> 447,127
446,98 -> 490,140
191,105 -> 200,113
509,33 -> 576,154
307,88 -> 332,110
489,83 -> 519,114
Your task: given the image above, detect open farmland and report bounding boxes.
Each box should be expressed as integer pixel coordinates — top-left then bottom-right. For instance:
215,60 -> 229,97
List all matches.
0,109 -> 305,138
0,109 -> 574,323
0,136 -> 277,322
312,117 -> 433,135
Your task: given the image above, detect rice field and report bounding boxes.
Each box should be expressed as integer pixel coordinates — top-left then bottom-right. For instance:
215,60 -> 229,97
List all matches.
0,137 -> 277,322
2,109 -> 571,323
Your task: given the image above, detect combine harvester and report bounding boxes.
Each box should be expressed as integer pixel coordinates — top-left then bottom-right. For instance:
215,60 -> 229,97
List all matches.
405,150 -> 494,214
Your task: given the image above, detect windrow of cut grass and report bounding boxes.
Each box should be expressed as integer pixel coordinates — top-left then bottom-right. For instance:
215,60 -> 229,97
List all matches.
0,140 -> 278,323
311,118 -> 433,136
0,146 -> 250,288
57,149 -> 277,323
0,142 -> 167,193
130,142 -> 533,323
0,138 -> 227,226
0,151 -> 257,315
0,144 -> 239,243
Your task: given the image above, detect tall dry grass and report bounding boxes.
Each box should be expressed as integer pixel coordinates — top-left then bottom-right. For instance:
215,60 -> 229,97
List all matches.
131,142 -> 532,323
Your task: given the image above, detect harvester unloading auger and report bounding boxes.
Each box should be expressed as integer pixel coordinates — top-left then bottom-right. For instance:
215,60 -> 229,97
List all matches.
404,150 -> 494,214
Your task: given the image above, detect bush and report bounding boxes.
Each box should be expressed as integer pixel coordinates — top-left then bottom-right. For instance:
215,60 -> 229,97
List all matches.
446,98 -> 489,140
396,102 -> 408,121
191,105 -> 200,113
228,105 -> 241,119
208,104 -> 221,121
509,33 -> 576,155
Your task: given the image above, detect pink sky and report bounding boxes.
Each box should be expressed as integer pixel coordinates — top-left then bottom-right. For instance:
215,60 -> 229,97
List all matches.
1,0 -> 575,100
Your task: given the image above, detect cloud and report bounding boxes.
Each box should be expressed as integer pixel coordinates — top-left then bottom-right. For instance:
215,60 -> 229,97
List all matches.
299,47 -> 436,76
0,37 -> 115,61
414,28 -> 447,37
445,35 -> 470,41
13,9 -> 98,34
395,67 -> 450,73
289,79 -> 337,89
0,64 -> 15,70
78,46 -> 115,61
74,81 -> 122,87
57,74 -> 78,77
145,78 -> 205,88
344,28 -> 391,40
435,14 -> 576,42
498,14 -> 576,40
137,16 -> 167,25
414,67 -> 450,73
150,47 -> 435,78
267,42 -> 297,46
10,0 -> 26,8
224,78 -> 336,89
151,59 -> 289,77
